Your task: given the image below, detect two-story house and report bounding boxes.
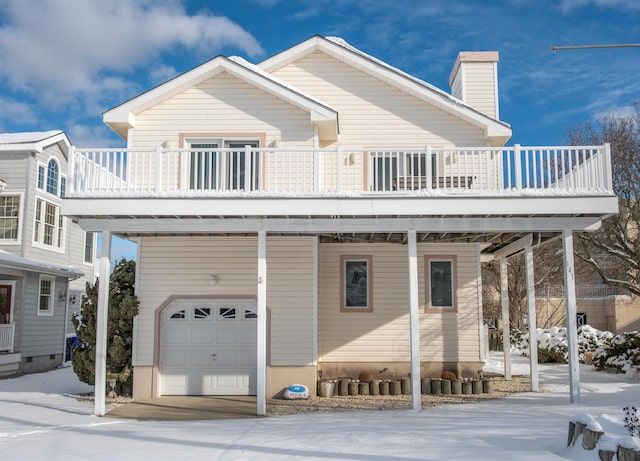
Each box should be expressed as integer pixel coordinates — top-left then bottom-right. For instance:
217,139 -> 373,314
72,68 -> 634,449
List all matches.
0,131 -> 96,376
62,36 -> 617,415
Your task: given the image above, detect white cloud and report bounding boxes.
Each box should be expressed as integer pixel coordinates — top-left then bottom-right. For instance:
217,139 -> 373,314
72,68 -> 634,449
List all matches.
559,0 -> 640,13
0,0 -> 263,103
0,97 -> 38,128
148,65 -> 179,86
67,123 -> 125,148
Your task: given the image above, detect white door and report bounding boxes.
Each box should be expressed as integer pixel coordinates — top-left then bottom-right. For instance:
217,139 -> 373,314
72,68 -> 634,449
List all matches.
160,299 -> 257,396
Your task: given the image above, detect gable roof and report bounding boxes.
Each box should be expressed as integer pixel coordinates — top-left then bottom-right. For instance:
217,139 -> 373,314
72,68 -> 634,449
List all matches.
0,130 -> 71,155
259,35 -> 512,146
104,55 -> 339,142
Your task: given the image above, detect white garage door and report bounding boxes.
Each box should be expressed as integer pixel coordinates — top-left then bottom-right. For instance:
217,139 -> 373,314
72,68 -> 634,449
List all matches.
160,299 -> 257,396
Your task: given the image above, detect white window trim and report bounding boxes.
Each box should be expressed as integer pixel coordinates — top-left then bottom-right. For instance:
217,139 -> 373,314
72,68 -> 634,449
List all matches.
37,275 -> 55,317
0,191 -> 24,245
32,195 -> 66,253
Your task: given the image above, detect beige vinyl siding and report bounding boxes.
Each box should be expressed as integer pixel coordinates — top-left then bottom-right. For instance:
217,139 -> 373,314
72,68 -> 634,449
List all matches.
319,242 -> 480,363
127,72 -> 316,191
272,52 -> 486,147
129,72 -> 315,149
135,236 -> 315,367
460,62 -> 497,119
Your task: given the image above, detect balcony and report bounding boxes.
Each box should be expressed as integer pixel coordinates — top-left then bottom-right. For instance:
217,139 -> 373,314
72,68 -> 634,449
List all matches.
67,145 -> 613,199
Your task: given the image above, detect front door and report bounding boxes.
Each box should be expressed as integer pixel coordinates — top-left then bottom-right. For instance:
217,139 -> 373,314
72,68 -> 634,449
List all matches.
0,285 -> 11,324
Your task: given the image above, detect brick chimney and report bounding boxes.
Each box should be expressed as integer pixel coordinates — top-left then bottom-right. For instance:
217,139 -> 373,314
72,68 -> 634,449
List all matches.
449,52 -> 500,120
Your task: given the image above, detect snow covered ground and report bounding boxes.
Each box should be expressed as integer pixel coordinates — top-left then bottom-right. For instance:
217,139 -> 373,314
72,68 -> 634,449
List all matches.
0,353 -> 638,460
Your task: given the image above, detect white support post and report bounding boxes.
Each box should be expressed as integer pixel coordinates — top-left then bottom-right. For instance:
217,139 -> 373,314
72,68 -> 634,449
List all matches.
500,257 -> 511,380
257,230 -> 267,416
514,144 -> 522,190
68,145 -> 75,194
336,146 -> 343,192
476,244 -> 486,361
94,231 -> 112,416
155,146 -> 162,192
563,229 -> 581,403
525,245 -> 539,391
407,230 -> 421,411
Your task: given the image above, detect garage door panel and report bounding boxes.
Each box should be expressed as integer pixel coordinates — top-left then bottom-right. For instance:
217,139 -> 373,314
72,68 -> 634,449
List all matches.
191,325 -> 215,344
160,299 -> 257,396
162,349 -> 187,367
216,325 -> 241,344
164,325 -> 189,344
190,348 -> 215,366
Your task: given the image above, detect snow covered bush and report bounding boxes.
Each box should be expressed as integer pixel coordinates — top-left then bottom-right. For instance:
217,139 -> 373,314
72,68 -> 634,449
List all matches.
593,331 -> 640,375
511,325 -> 613,364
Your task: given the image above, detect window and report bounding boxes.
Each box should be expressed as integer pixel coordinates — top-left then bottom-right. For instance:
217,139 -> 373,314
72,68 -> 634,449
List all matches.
186,137 -> 260,191
37,164 -> 45,190
60,176 -> 66,198
46,159 -> 59,195
38,276 -> 55,316
33,198 -> 64,250
425,255 -> 457,311
0,195 -> 20,241
84,232 -> 95,264
340,255 -> 373,312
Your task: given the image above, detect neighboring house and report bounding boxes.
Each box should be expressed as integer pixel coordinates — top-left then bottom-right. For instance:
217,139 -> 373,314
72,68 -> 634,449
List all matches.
62,35 -> 618,414
536,285 -> 640,333
0,131 -> 96,377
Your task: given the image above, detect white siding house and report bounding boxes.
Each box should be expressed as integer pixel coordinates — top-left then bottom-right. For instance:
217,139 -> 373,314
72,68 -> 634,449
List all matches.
61,35 -> 618,415
0,131 -> 95,376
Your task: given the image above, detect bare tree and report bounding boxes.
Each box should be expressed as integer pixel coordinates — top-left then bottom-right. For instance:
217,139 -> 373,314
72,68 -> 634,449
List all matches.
565,104 -> 640,296
482,240 -> 564,330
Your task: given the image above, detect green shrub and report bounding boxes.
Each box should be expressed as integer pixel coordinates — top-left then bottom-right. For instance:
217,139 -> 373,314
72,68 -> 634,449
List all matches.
593,331 -> 640,374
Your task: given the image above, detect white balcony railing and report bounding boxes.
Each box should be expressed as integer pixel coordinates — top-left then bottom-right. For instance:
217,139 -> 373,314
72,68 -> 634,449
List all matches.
0,323 -> 15,352
68,144 -> 613,197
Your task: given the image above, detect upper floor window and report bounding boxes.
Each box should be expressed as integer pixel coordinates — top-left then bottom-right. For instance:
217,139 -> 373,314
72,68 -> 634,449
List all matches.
37,159 -> 65,197
425,255 -> 457,312
46,159 -> 59,195
33,198 -> 64,250
37,275 -> 55,316
84,232 -> 95,264
0,195 -> 20,242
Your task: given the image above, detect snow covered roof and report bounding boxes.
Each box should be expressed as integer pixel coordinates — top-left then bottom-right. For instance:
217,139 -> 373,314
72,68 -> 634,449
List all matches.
104,55 -> 338,142
0,130 -> 71,154
0,250 -> 84,279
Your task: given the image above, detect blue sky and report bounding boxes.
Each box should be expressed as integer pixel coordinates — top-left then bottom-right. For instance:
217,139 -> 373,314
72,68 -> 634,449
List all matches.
1,0 -> 639,260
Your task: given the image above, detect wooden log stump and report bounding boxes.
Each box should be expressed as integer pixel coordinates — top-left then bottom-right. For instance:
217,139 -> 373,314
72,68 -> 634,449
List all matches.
390,380 -> 402,395
401,377 -> 411,395
441,379 -> 451,394
421,378 -> 431,395
348,381 -> 359,395
431,379 -> 442,395
598,450 -> 615,461
380,380 -> 390,395
482,380 -> 493,394
582,428 -> 604,450
359,382 -> 370,395
462,381 -> 472,395
370,379 -> 381,395
338,379 -> 349,396
618,446 -> 640,461
450,379 -> 461,394
472,379 -> 482,394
